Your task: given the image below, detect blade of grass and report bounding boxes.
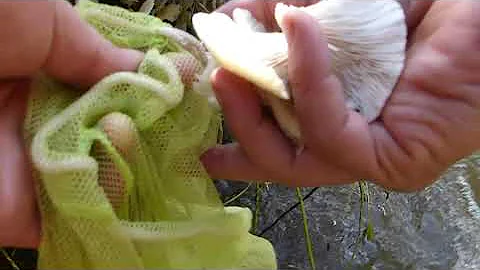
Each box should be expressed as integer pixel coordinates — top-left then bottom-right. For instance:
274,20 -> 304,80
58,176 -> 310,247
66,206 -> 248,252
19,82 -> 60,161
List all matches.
1,249 -> 20,270
252,183 -> 262,233
296,187 -> 316,270
349,181 -> 374,265
364,183 -> 374,242
224,183 -> 252,205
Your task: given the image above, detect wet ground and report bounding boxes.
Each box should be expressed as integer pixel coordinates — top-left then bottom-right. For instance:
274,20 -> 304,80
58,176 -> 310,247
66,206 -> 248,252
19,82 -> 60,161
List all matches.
216,153 -> 480,270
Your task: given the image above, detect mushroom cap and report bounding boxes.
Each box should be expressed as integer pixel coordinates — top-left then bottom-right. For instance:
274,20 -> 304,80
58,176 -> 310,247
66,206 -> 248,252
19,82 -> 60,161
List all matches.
192,0 -> 407,142
192,0 -> 407,123
275,0 -> 407,121
192,12 -> 291,100
232,8 -> 267,33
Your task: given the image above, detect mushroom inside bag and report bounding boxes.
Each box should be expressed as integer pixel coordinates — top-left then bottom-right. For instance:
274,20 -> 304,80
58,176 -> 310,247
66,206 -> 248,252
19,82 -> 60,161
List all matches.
24,1 -> 276,269
192,0 -> 408,142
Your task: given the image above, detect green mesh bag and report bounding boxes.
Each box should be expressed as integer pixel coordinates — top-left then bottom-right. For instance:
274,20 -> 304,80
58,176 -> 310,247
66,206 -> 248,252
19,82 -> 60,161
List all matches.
23,1 -> 276,269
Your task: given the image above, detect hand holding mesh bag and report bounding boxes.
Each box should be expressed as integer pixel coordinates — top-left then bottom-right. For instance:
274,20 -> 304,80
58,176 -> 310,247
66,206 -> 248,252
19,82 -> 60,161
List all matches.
0,0 -> 143,248
22,1 -> 276,269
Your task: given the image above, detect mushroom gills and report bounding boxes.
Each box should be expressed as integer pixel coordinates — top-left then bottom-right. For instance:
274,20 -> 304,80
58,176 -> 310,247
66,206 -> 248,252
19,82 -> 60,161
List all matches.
192,0 -> 407,142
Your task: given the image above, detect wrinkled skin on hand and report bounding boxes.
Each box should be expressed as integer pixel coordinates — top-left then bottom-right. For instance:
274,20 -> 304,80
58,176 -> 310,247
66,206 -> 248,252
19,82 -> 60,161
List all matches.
0,1 -> 143,248
201,0 -> 480,191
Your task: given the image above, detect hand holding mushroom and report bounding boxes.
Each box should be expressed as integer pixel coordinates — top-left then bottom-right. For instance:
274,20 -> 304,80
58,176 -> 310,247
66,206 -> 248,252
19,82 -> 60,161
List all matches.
199,0 -> 480,191
193,0 -> 408,141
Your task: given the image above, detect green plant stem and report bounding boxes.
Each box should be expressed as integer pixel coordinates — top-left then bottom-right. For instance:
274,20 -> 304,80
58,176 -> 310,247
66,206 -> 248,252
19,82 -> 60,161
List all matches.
224,183 -> 252,205
296,188 -> 316,270
364,183 -> 374,241
252,183 -> 262,233
351,181 -> 376,267
1,249 -> 20,270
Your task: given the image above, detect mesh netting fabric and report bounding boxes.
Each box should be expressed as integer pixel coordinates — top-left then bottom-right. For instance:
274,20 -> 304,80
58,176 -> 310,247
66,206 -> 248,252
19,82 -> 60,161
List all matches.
23,1 -> 276,269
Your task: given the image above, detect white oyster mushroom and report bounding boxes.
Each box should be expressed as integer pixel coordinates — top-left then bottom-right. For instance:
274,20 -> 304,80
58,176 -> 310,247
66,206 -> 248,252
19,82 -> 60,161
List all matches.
192,11 -> 291,99
192,0 -> 407,141
232,8 -> 267,33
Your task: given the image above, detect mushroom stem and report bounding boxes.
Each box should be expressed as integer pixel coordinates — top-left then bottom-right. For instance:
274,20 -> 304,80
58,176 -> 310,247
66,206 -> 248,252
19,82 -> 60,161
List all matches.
262,93 -> 301,142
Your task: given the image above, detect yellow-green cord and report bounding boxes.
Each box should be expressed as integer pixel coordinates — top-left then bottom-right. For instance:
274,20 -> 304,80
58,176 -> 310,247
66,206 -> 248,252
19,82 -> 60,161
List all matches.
296,188 -> 316,270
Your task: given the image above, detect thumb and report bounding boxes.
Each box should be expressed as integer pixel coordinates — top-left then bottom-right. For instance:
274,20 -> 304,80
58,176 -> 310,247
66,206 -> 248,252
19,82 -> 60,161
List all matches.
279,10 -> 350,146
277,10 -> 379,178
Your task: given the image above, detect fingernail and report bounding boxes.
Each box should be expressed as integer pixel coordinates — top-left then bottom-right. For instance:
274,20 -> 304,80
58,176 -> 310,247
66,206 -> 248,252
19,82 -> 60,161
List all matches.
200,147 -> 220,164
200,148 -> 222,176
210,67 -> 232,107
280,11 -> 297,41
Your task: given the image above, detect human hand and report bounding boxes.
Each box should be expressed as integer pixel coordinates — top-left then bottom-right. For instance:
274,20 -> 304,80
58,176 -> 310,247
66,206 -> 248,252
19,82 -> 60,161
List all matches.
201,0 -> 480,191
0,1 -> 143,248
